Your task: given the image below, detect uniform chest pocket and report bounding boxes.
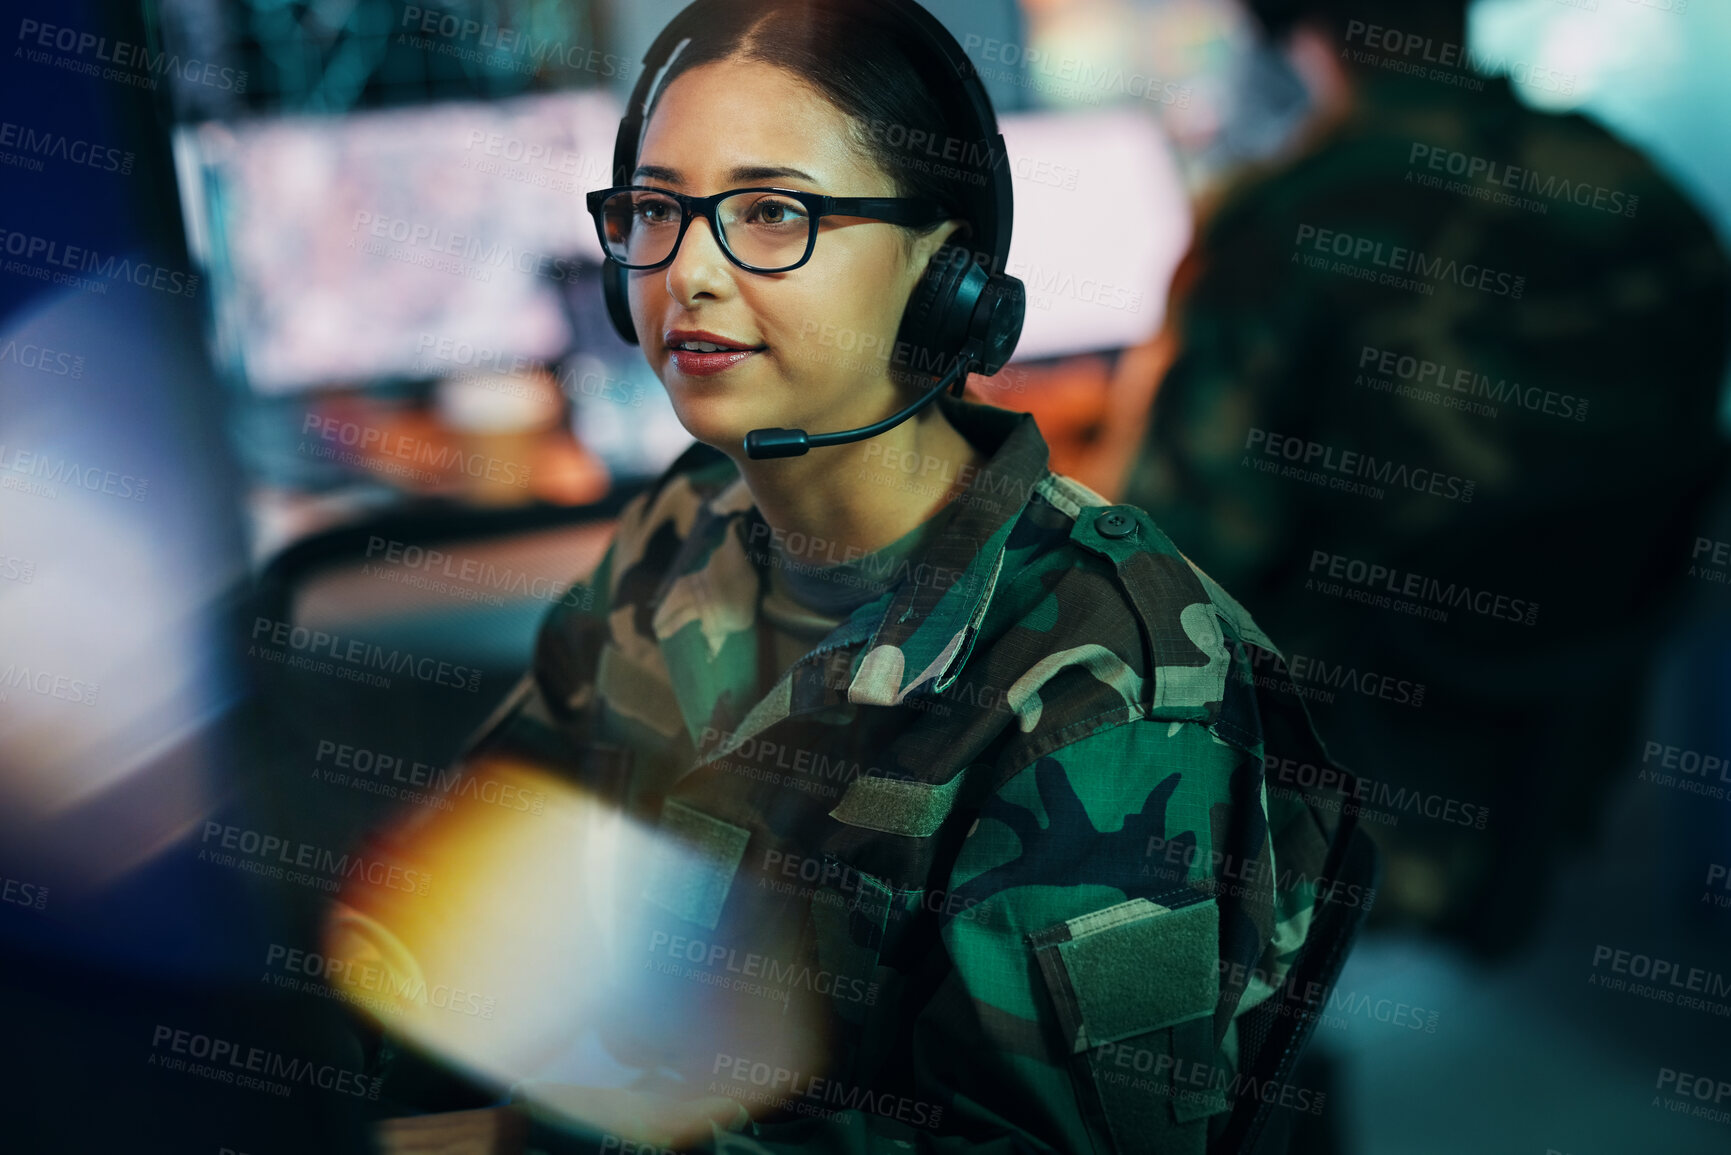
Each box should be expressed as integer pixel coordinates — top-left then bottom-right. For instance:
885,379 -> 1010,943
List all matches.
641,798 -> 752,931
1028,897 -> 1232,1155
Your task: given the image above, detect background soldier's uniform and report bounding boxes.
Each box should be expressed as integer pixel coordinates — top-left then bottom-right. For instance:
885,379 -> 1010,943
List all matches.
459,392 -> 1357,1152
1122,68 -> 1731,952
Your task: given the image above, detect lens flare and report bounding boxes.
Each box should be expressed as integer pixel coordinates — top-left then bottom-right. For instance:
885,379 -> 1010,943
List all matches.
321,756 -> 833,1143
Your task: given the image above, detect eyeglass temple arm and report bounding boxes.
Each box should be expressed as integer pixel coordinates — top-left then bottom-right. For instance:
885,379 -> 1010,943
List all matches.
819,196 -> 950,225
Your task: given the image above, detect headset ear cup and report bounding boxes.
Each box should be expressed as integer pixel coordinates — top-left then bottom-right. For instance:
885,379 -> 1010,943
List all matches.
895,244 -> 981,380
895,261 -> 944,364
975,273 -> 1026,377
600,257 -> 638,346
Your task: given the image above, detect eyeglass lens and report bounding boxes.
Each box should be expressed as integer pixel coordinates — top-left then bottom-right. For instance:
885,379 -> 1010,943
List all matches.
599,190 -> 813,270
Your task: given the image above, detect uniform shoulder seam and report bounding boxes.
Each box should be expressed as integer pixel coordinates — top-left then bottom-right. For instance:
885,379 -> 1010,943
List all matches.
1034,471 -> 1112,520
1185,557 -> 1283,660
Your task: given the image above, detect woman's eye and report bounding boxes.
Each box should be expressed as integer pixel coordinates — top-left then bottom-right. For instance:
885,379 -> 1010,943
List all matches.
745,198 -> 806,226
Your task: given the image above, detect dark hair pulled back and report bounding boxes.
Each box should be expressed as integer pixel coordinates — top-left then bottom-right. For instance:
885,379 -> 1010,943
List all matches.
643,0 -> 987,243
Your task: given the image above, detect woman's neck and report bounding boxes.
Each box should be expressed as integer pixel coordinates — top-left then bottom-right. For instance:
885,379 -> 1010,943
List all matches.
727,401 -> 984,568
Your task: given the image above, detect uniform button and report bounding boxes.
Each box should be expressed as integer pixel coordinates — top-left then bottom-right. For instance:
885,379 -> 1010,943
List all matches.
1095,510 -> 1137,539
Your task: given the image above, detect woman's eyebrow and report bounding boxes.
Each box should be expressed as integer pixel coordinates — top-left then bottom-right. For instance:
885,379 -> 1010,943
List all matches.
631,163 -> 820,186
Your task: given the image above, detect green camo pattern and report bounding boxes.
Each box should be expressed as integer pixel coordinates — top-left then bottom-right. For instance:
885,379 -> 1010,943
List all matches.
1119,65 -> 1730,925
472,393 -> 1355,1153
1123,68 -> 1729,700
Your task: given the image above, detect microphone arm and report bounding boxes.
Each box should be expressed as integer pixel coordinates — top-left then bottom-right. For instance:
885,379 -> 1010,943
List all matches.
743,345 -> 978,461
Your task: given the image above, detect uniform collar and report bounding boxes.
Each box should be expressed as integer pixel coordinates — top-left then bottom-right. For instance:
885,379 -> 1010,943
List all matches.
648,393 -> 1051,758
846,393 -> 1049,706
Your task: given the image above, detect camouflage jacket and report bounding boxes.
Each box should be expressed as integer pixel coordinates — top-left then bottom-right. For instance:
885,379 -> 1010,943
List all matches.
470,393 -> 1356,1153
1119,67 -> 1730,868
1123,69 -> 1730,703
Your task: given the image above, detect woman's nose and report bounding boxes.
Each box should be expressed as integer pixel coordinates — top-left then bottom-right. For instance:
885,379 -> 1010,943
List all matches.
664,213 -> 735,305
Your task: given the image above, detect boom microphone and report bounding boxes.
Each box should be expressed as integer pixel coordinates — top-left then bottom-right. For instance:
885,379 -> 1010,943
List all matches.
743,345 -> 978,460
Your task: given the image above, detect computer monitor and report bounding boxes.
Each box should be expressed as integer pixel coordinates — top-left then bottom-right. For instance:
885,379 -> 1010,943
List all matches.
998,106 -> 1192,361
173,92 -> 1189,409
173,89 -> 622,396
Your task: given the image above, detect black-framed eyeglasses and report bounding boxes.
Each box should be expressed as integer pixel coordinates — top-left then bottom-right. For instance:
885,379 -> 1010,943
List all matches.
585,185 -> 949,273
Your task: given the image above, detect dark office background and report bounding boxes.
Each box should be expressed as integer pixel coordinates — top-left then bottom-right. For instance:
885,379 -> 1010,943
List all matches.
2,0 -> 1729,1151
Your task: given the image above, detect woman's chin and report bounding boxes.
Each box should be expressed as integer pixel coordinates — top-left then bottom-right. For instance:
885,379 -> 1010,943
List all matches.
665,391 -> 789,456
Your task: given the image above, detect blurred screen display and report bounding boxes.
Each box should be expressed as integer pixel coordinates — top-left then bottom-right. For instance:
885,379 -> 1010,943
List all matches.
172,91 -> 1191,396
175,89 -> 621,395
1000,107 -> 1191,360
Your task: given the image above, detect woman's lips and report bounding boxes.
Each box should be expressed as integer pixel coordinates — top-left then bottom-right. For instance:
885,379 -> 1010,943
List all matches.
668,347 -> 763,377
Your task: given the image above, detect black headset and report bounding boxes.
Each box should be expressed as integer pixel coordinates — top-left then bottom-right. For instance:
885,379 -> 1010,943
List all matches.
598,0 -> 1026,459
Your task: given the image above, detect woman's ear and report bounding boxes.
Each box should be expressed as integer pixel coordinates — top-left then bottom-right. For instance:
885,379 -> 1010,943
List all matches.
908,219 -> 966,277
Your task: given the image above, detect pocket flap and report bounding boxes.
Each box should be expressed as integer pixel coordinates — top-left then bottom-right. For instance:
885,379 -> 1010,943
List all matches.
1030,897 -> 1219,1054
597,643 -> 685,740
641,799 -> 751,930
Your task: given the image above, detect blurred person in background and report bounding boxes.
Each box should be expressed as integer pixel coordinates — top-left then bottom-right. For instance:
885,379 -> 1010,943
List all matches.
1116,0 -> 1731,959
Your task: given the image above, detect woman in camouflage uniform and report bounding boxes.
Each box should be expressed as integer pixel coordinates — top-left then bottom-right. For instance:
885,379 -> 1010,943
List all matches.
380,3 -> 1359,1152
